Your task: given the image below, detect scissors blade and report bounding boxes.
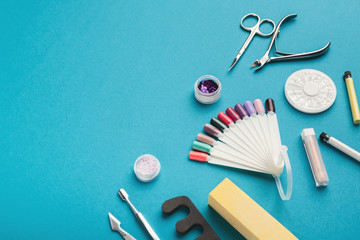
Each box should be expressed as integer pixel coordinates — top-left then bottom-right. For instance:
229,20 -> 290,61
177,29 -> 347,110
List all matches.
229,57 -> 240,71
249,54 -> 268,71
229,48 -> 247,71
250,60 -> 260,68
250,56 -> 269,71
229,29 -> 257,71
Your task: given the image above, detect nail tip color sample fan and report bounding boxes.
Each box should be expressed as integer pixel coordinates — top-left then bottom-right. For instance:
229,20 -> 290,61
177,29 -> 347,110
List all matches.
189,98 -> 293,200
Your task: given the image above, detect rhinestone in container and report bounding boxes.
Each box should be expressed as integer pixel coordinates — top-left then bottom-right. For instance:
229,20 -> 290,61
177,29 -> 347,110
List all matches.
284,69 -> 336,114
134,154 -> 161,182
194,75 -> 222,104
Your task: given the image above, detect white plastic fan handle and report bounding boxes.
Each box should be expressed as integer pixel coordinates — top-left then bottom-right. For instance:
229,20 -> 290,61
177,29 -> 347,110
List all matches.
249,115 -> 271,158
257,113 -> 273,157
274,146 -> 292,200
208,155 -> 266,174
224,128 -> 263,160
213,140 -> 259,163
229,122 -> 267,161
267,112 -> 283,168
249,114 -> 272,159
210,148 -> 270,173
236,117 -> 268,160
219,133 -> 262,161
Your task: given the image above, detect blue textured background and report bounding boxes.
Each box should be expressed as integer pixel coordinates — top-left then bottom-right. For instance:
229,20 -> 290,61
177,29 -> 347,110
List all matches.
1,0 -> 359,239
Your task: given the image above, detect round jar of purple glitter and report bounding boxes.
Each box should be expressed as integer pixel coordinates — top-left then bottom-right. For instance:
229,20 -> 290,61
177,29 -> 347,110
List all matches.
194,75 -> 221,104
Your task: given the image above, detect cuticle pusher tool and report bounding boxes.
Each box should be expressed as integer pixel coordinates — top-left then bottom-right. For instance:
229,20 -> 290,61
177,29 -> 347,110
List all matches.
118,188 -> 160,240
108,212 -> 136,240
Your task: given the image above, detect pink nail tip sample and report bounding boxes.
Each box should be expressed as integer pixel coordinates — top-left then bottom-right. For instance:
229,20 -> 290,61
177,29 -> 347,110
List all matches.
253,99 -> 265,113
197,133 -> 215,145
204,123 -> 221,137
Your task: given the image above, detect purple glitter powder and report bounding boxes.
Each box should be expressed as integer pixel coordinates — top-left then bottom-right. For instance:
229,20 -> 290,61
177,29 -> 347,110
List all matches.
198,80 -> 218,93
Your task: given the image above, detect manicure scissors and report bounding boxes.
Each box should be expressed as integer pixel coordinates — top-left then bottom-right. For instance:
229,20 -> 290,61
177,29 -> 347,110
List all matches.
229,13 -> 276,71
251,14 -> 331,71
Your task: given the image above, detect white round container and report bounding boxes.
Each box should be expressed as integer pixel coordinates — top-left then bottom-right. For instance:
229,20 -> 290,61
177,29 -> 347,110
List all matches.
285,69 -> 336,114
134,154 -> 161,182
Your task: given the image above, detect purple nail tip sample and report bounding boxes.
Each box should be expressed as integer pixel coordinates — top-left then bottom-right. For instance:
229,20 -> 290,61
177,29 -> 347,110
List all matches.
198,80 -> 218,94
244,101 -> 256,115
235,104 -> 248,118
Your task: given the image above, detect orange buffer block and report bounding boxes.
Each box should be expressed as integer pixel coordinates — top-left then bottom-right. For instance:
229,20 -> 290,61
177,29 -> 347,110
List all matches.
208,178 -> 298,240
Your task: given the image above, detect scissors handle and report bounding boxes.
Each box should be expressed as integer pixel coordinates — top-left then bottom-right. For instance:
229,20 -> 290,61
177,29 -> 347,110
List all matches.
240,13 -> 276,37
228,13 -> 276,71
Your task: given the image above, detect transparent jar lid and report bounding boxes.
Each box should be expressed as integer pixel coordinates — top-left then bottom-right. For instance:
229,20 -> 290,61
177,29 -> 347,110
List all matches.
194,75 -> 222,104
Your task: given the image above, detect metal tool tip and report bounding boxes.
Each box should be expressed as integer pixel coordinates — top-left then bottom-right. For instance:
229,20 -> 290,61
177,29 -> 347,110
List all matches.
229,59 -> 237,71
108,212 -> 120,231
118,188 -> 128,201
251,60 -> 259,68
